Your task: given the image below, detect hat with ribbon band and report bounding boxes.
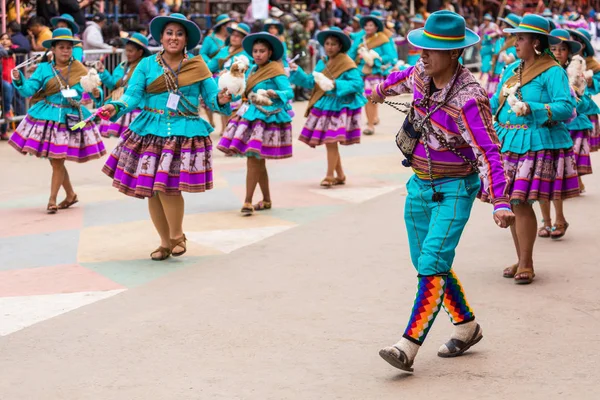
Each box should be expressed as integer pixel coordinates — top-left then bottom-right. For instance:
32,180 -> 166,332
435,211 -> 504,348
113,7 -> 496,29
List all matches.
150,13 -> 202,50
242,33 -> 284,61
317,27 -> 352,53
360,14 -> 384,32
410,13 -> 425,25
226,23 -> 251,45
122,32 -> 152,56
407,11 -> 480,50
549,28 -> 582,54
50,14 -> 79,34
484,13 -> 493,21
213,14 -> 232,30
504,14 -> 552,36
263,18 -> 284,35
567,27 -> 595,57
353,14 -> 362,23
498,13 -> 522,29
543,8 -> 553,18
42,28 -> 82,49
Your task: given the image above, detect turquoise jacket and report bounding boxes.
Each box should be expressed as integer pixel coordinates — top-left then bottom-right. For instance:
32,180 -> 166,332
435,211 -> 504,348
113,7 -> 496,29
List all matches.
281,40 -> 290,68
567,95 -> 594,131
240,63 -> 293,124
289,58 -> 367,111
492,37 -> 517,76
200,34 -> 226,63
491,61 -> 576,153
108,55 -> 231,138
99,61 -> 127,89
584,70 -> 600,115
13,62 -> 102,123
207,47 -> 252,74
347,33 -> 397,77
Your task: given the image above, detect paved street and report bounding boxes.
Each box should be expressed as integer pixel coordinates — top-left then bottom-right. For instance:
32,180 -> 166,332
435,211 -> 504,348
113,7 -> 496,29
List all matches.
1,99 -> 599,399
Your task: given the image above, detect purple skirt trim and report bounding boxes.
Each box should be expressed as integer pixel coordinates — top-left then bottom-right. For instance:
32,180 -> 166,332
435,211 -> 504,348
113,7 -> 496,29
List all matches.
217,117 -> 293,159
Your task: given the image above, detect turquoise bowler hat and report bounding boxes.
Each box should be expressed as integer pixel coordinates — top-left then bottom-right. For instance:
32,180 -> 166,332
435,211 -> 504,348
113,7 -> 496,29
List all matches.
504,14 -> 551,36
229,22 -> 251,37
50,14 -> 79,34
484,13 -> 493,21
353,14 -> 362,23
407,11 -> 480,50
498,13 -> 522,29
543,8 -> 553,18
213,14 -> 232,30
42,28 -> 82,49
122,32 -> 152,56
568,28 -> 595,56
546,18 -> 558,31
243,33 -> 284,61
150,13 -> 201,50
410,13 -> 425,24
263,18 -> 284,35
317,27 -> 352,53
360,14 -> 384,32
549,29 -> 582,54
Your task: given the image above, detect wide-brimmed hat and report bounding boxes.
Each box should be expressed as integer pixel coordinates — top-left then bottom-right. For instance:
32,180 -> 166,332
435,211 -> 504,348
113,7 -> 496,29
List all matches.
546,17 -> 558,31
150,13 -> 201,50
42,27 -> 82,49
360,15 -> 384,32
484,13 -> 493,21
352,14 -> 362,23
317,27 -> 352,53
498,13 -> 522,29
213,14 -> 232,30
226,23 -> 251,45
504,14 -> 552,36
543,8 -> 553,18
50,14 -> 79,34
263,18 -> 284,35
549,28 -> 582,54
122,32 -> 152,56
410,14 -> 425,25
568,27 -> 595,56
407,11 -> 480,50
242,33 -> 284,61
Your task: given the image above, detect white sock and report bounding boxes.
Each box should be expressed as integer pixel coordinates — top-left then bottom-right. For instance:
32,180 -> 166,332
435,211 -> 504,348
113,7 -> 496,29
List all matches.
394,337 -> 421,361
438,320 -> 479,354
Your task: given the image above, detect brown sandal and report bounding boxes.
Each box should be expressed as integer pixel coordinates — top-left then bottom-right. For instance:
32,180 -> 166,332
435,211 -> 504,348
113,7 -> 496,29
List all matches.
58,195 -> 79,210
320,177 -> 336,188
254,200 -> 272,211
241,203 -> 254,216
47,203 -> 58,214
171,234 -> 187,257
334,176 -> 346,185
551,222 -> 569,240
537,220 -> 552,238
151,246 -> 172,261
503,263 -> 518,278
514,266 -> 535,284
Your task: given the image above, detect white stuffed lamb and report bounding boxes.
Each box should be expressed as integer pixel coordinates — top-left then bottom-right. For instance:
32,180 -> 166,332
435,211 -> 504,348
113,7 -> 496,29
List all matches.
80,68 -> 102,93
312,71 -> 334,91
218,55 -> 250,96
503,83 -> 528,116
358,46 -> 381,67
567,55 -> 587,96
249,89 -> 273,106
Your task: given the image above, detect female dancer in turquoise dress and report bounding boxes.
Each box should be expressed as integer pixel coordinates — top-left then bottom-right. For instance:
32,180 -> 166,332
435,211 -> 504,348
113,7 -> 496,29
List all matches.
290,27 -> 366,187
99,14 -> 232,261
537,29 -> 590,239
50,14 -> 83,62
217,33 -> 293,215
348,14 -> 396,136
208,23 -> 251,136
263,19 -> 289,69
9,28 -> 106,213
479,14 -> 501,76
97,32 -> 151,138
488,16 -> 578,284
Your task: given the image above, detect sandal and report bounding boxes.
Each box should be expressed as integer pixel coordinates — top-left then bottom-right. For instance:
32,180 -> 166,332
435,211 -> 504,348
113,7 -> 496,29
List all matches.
58,195 -> 79,210
502,263 -> 518,278
320,177 -> 336,187
437,323 -> 483,358
537,222 -> 552,238
151,246 -> 172,261
551,222 -> 569,240
254,200 -> 272,211
514,266 -> 535,285
378,346 -> 414,372
47,203 -> 58,214
363,128 -> 374,136
171,234 -> 187,257
334,176 -> 346,185
374,117 -> 380,126
241,203 -> 254,216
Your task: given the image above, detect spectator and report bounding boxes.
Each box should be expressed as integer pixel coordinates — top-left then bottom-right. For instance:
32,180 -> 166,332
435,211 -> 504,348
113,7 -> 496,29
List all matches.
27,16 -> 53,52
7,1 -> 34,24
442,0 -> 455,13
83,13 -> 116,61
35,0 -> 58,26
140,0 -> 159,25
58,0 -> 94,33
1,33 -> 16,139
7,22 -> 31,55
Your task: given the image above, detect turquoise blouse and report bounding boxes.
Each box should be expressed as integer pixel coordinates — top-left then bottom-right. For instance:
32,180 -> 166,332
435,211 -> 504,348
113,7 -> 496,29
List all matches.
108,55 -> 231,138
240,63 -> 293,124
347,34 -> 397,77
491,61 -> 576,153
200,34 -> 226,63
492,37 -> 517,76
289,58 -> 367,111
13,62 -> 102,123
207,47 -> 252,74
99,61 -> 127,89
584,70 -> 600,115
73,45 -> 83,62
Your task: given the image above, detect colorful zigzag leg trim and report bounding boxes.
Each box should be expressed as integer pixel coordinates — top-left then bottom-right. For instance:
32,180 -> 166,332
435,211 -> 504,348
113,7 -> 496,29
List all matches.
443,269 -> 475,325
403,275 -> 446,345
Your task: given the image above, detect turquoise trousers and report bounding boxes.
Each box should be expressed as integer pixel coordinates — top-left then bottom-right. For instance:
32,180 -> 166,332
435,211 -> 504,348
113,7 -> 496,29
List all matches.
404,174 -> 481,276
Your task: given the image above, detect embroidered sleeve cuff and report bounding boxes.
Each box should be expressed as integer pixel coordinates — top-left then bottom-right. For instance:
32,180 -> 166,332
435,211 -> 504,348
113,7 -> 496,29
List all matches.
492,199 -> 511,211
375,83 -> 385,99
